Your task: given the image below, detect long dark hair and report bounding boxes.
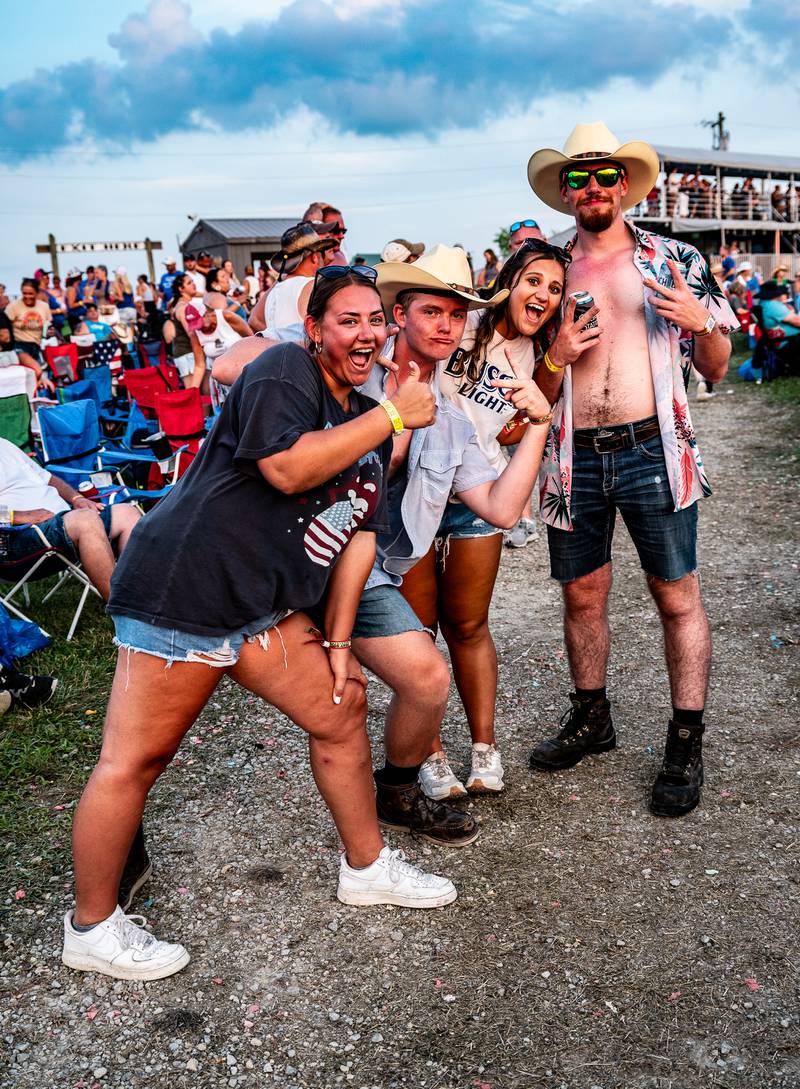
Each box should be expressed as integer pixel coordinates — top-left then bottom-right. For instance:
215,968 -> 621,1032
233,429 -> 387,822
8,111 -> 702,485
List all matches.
452,241 -> 571,388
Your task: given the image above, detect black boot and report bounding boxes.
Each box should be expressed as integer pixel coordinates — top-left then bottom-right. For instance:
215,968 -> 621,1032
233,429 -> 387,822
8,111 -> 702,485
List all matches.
650,721 -> 704,817
375,777 -> 479,848
529,693 -> 615,771
118,822 -> 152,911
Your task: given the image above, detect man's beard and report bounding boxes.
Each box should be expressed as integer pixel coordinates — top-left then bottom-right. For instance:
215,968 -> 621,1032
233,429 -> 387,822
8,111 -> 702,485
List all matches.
576,201 -> 615,233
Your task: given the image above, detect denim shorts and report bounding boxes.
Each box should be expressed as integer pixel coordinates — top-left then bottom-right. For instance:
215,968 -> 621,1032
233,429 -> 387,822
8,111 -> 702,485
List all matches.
546,428 -> 698,583
112,611 -> 289,667
351,585 -> 426,640
436,500 -> 502,541
6,506 -> 113,565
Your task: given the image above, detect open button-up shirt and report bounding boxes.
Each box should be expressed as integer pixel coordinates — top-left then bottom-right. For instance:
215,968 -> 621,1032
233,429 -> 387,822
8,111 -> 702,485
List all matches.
538,223 -> 739,531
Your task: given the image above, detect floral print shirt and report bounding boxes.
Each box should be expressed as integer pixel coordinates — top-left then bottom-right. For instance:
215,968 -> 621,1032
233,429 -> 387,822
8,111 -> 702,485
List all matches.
539,223 -> 739,531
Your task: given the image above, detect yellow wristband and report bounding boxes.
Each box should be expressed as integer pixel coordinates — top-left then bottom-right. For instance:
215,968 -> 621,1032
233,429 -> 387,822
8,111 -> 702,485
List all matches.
544,351 -> 565,374
379,399 -> 404,435
8,510 -> 14,526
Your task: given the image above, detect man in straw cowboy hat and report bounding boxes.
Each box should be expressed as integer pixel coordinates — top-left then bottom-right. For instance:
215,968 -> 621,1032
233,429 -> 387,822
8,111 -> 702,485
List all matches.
248,222 -> 337,338
526,122 -> 738,817
348,244 -> 555,831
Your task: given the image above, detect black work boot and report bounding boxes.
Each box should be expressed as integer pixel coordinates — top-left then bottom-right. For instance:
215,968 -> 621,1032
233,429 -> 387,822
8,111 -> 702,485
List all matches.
118,822 -> 152,911
375,777 -> 480,848
529,693 -> 615,771
649,721 -> 704,817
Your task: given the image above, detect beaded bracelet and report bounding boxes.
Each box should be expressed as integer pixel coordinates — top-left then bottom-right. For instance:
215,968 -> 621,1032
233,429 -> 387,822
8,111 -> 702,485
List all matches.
322,639 -> 352,650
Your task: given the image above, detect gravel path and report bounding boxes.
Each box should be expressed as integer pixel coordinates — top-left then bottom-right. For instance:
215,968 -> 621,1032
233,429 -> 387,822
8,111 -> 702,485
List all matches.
2,378 -> 798,1089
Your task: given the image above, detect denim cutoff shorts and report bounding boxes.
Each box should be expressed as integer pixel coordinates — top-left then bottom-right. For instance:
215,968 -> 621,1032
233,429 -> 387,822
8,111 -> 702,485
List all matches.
546,424 -> 698,584
351,585 -> 427,640
436,500 -> 502,541
112,610 -> 290,667
7,506 -> 113,565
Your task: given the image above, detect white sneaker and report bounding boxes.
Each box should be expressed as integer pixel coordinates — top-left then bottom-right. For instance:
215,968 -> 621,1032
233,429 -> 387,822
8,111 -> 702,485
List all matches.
62,905 -> 190,981
466,743 -> 505,794
337,846 -> 457,908
696,381 -> 715,402
505,518 -> 538,548
418,751 -> 467,800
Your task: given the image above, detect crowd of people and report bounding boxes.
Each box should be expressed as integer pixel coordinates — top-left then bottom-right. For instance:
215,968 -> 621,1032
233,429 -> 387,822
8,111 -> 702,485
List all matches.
0,119 -> 763,987
630,171 -> 800,222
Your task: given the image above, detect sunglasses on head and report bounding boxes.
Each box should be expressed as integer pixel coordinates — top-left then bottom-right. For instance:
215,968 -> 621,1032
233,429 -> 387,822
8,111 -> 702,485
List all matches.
509,219 -> 539,233
563,166 -> 625,190
513,238 -> 572,267
315,264 -> 377,284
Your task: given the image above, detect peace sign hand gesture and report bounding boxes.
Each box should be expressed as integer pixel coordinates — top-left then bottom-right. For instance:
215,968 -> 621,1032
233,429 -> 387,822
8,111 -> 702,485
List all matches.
643,259 -> 711,335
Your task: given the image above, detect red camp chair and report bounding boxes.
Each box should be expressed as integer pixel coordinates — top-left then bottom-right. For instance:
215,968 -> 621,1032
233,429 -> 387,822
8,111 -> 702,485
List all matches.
118,367 -> 167,419
156,388 -> 206,474
44,344 -> 79,386
138,339 -> 168,369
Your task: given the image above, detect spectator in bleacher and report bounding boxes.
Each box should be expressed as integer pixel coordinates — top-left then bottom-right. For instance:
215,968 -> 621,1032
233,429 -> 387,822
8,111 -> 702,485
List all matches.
110,268 -> 137,323
5,279 -> 51,362
771,185 -> 787,219
158,258 -> 180,309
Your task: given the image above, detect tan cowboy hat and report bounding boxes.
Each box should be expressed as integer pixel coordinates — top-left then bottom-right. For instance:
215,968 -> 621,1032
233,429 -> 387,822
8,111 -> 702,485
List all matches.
270,222 -> 337,273
376,244 -> 508,311
528,121 -> 660,214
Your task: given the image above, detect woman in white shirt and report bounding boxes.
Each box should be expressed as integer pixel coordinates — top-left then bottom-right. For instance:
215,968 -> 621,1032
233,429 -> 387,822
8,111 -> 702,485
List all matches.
404,241 -> 591,798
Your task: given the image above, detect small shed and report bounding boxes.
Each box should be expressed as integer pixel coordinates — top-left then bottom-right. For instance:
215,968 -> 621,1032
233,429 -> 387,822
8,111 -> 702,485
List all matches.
181,217 -> 298,273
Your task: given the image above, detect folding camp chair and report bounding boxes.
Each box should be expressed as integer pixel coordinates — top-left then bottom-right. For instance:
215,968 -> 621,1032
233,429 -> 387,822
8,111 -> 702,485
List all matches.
155,388 -> 206,474
138,339 -> 168,369
0,524 -> 101,641
0,365 -> 33,451
44,343 -> 79,387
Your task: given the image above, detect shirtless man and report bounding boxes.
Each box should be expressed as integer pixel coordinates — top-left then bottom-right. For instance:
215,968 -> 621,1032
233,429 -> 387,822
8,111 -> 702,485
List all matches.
526,123 -> 737,817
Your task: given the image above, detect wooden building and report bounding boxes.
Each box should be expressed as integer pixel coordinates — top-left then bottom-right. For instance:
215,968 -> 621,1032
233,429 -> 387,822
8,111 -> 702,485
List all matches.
180,217 -> 298,272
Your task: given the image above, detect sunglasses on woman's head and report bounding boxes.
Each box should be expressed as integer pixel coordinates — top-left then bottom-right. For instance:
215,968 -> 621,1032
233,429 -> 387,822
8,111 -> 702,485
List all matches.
509,219 -> 539,233
563,166 -> 625,190
513,238 -> 572,266
315,264 -> 378,284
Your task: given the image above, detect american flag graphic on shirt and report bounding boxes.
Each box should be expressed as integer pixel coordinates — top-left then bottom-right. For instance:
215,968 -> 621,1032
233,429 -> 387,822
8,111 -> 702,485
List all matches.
303,482 -> 377,567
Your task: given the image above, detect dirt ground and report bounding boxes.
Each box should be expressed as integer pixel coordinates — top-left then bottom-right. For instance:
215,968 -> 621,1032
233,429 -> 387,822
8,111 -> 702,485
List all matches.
2,377 -> 798,1089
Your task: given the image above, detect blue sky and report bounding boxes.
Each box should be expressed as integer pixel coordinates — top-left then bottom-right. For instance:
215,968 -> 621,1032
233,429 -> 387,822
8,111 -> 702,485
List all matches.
2,0 -> 798,289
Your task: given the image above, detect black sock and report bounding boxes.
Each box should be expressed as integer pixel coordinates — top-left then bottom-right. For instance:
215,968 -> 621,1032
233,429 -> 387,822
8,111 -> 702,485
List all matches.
672,707 -> 704,728
71,919 -> 99,933
375,760 -> 422,786
575,686 -> 606,703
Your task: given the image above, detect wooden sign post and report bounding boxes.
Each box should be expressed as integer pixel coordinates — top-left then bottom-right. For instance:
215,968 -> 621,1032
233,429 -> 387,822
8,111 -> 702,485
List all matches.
35,237 -> 163,282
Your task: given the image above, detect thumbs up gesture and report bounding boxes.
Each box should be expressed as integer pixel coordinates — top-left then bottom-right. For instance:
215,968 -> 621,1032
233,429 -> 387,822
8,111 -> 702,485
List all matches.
391,360 -> 437,429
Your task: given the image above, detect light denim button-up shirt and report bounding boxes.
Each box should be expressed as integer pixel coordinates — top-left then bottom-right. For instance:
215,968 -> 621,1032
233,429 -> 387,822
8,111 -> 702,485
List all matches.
359,364 -> 497,589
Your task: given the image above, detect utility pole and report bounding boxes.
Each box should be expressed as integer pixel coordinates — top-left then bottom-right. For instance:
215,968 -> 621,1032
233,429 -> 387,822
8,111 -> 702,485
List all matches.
701,111 -> 730,152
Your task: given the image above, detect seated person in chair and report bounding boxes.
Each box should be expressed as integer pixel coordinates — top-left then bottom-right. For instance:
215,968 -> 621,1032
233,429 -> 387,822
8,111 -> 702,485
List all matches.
0,438 -> 140,600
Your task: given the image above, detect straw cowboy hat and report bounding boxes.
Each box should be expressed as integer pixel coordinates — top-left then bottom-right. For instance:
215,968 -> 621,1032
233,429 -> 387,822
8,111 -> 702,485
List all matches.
270,223 -> 337,274
376,244 -> 508,311
528,121 -> 660,214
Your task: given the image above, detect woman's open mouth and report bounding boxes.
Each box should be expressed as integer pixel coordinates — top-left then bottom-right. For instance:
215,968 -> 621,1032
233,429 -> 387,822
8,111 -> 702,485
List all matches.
348,347 -> 374,370
524,302 -> 545,324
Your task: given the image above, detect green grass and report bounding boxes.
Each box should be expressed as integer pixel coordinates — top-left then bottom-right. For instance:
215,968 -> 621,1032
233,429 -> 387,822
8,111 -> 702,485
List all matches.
0,582 -> 116,893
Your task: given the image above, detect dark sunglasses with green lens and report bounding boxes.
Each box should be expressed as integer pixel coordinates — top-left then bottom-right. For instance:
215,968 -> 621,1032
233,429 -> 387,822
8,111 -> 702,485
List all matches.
563,166 -> 625,190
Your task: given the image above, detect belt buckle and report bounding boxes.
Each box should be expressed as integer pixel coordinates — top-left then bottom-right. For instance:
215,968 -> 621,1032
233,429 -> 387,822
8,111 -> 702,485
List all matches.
592,429 -> 614,454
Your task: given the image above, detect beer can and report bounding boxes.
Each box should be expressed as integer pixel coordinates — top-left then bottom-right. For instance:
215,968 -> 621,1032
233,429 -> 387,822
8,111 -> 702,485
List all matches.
570,290 -> 598,329
79,481 -> 100,499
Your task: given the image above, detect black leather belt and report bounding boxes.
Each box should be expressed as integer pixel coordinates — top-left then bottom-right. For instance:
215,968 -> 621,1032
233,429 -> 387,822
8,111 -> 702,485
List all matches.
574,417 -> 660,454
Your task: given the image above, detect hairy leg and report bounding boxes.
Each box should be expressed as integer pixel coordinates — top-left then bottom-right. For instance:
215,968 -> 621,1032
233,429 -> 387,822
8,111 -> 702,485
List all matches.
437,534 -> 503,746
352,630 -> 451,767
562,562 -> 613,688
73,650 -> 222,924
647,572 -> 711,709
62,509 -> 117,600
229,613 -> 384,868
